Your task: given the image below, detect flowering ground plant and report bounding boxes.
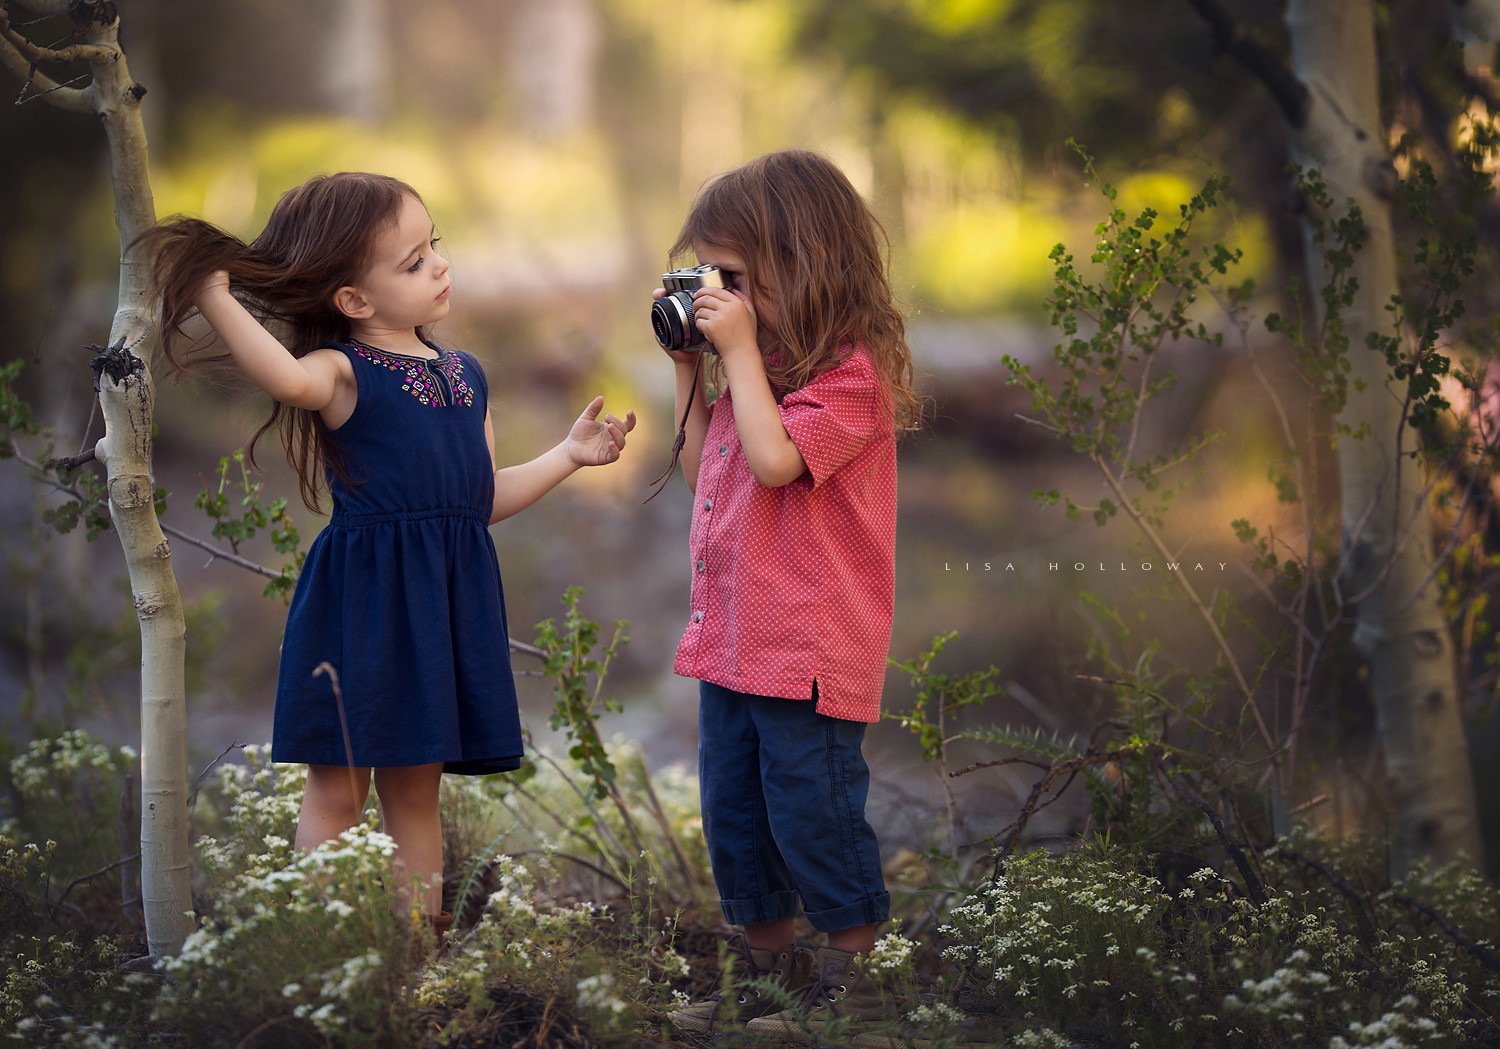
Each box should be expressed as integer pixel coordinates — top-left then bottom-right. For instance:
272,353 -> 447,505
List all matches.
415,854 -> 717,1045
1,930 -> 159,1049
940,835 -> 1500,1048
190,743 -> 308,893
156,825 -> 430,1048
2,731 -> 137,897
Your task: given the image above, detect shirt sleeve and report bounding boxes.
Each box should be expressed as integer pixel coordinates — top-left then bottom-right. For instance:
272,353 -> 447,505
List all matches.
780,351 -> 884,488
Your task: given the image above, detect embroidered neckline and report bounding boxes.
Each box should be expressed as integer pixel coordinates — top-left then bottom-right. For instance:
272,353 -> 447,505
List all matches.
347,337 -> 447,362
346,339 -> 474,408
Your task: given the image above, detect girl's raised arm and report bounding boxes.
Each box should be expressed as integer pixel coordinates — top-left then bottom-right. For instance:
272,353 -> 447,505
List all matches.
194,270 -> 351,415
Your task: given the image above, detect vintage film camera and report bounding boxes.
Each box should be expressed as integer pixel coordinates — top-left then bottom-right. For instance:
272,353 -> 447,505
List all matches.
651,264 -> 725,352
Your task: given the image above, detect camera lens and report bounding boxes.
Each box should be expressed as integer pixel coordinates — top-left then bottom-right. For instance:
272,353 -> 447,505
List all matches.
651,291 -> 698,352
651,302 -> 677,348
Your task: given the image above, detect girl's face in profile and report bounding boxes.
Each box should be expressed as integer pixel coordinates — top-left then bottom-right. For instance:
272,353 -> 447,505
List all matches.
693,240 -> 779,337
341,194 -> 452,331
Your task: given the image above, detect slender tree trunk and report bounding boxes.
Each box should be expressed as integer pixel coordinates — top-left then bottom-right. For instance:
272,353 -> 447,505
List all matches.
2,0 -> 193,954
1286,0 -> 1484,878
92,8 -> 193,959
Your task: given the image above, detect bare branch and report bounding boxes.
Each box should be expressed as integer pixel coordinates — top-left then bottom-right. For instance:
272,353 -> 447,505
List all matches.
1261,845 -> 1499,974
1092,451 -> 1278,752
1155,758 -> 1267,906
158,521 -> 285,581
44,448 -> 95,472
502,848 -> 632,895
56,852 -> 140,910
1388,890 -> 1500,976
1012,412 -> 1065,436
974,744 -> 1156,872
1186,0 -> 1311,126
186,741 -> 246,814
1273,846 -> 1380,944
14,67 -> 90,107
0,1 -> 112,66
951,754 -> 1053,776
0,27 -> 89,110
509,637 -> 547,661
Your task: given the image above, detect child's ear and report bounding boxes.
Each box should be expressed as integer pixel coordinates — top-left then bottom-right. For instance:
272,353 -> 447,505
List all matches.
333,285 -> 374,320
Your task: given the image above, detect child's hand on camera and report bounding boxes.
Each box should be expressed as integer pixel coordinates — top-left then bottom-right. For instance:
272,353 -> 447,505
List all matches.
565,395 -> 636,467
691,287 -> 758,360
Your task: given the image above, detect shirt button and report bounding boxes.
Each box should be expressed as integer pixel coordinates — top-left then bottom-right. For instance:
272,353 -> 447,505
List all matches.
719,445 -> 729,455
703,499 -> 712,511
696,560 -> 705,572
692,610 -> 703,623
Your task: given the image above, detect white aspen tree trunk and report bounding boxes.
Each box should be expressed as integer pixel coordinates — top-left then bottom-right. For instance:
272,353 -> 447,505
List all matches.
3,0 -> 194,954
1286,0 -> 1485,878
512,0 -> 599,138
326,0 -> 390,123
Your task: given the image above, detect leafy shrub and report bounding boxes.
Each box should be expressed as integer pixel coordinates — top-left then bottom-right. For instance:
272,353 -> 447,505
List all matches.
2,731 -> 136,894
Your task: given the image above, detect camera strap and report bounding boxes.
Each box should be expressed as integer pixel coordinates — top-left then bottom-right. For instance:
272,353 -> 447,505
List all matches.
643,349 -> 704,503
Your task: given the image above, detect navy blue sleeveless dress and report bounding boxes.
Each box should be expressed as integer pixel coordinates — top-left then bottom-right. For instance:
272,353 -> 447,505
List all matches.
270,338 -> 523,775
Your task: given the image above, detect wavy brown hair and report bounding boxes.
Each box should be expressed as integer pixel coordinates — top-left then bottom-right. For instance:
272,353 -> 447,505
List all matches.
137,172 -> 423,512
671,149 -> 921,432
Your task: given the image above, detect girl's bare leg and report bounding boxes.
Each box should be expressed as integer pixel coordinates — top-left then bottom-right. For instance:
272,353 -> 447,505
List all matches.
373,762 -> 445,916
295,764 -> 372,850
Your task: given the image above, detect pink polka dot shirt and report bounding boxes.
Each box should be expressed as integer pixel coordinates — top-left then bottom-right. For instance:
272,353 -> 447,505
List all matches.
673,345 -> 896,723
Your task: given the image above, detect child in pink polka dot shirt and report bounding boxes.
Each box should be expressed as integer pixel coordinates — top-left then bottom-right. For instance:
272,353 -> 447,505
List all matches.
655,150 -> 922,1041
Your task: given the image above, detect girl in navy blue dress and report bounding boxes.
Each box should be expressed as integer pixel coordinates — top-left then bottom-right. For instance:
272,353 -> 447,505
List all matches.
142,172 -> 635,934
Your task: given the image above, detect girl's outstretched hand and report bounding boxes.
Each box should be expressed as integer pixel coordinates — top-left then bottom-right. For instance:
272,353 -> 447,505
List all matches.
565,395 -> 636,467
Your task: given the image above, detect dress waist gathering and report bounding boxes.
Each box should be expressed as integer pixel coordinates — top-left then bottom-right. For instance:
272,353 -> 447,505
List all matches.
328,505 -> 489,527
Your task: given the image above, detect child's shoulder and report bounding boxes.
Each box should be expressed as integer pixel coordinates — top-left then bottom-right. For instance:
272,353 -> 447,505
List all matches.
305,342 -> 357,372
807,342 -> 879,388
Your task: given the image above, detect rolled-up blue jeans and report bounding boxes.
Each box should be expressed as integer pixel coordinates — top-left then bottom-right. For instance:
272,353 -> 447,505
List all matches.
697,679 -> 890,933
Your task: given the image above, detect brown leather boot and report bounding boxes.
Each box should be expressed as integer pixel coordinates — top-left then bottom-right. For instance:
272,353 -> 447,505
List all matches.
665,933 -> 813,1033
746,946 -> 907,1048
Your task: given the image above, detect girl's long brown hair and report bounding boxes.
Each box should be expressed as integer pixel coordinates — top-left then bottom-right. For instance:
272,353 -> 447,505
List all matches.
138,172 -> 422,512
671,149 -> 921,432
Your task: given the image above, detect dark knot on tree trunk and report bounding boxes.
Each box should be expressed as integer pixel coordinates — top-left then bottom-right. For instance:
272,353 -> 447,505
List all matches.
68,1 -> 120,30
88,336 -> 144,392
